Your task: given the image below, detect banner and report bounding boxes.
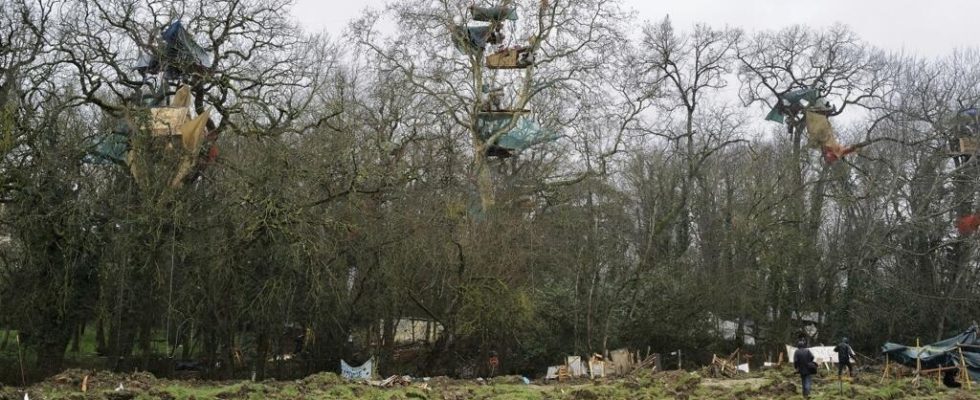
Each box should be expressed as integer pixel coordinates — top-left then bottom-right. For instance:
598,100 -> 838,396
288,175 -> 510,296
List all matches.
341,358 -> 374,381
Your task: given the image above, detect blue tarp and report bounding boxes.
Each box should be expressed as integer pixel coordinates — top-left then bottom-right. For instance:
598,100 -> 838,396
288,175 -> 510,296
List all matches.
477,113 -> 557,153
136,21 -> 212,78
882,325 -> 980,382
451,25 -> 498,54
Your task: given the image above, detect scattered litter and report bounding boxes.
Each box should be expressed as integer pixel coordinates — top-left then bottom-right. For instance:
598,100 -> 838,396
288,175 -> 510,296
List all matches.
373,375 -> 413,387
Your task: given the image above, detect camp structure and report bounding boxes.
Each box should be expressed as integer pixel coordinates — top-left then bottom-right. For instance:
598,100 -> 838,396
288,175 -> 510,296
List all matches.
477,112 -> 557,158
451,25 -> 504,54
86,85 -> 211,189
486,46 -> 534,69
136,20 -> 212,79
764,87 -> 829,124
470,5 -> 518,22
452,2 -> 552,158
764,87 -> 856,164
88,19 -> 218,188
881,325 -> 980,383
948,108 -> 979,156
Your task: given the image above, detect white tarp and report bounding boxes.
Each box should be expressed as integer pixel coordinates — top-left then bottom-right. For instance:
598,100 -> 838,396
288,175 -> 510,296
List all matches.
589,358 -> 605,378
341,358 -> 374,381
786,345 -> 839,364
545,366 -> 559,380
737,363 -> 750,373
567,356 -> 586,377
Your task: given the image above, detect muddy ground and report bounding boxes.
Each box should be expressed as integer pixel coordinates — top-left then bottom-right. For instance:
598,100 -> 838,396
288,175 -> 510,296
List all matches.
1,366 -> 979,399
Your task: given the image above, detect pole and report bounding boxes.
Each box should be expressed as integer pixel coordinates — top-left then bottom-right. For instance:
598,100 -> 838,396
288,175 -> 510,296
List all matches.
166,207 -> 176,357
915,338 -> 922,375
959,346 -> 972,389
16,333 -> 25,386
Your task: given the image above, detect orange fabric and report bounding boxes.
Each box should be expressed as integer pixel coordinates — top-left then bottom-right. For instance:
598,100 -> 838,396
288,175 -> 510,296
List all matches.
957,214 -> 980,235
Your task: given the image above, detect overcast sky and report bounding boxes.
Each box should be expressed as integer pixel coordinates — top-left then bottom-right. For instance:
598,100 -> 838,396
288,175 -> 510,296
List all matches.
292,0 -> 978,57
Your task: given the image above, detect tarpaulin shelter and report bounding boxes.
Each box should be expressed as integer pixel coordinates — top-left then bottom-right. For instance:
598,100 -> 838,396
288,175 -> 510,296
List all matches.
87,132 -> 129,165
882,325 -> 980,381
87,85 -> 211,188
470,5 -> 518,22
764,88 -> 822,123
136,20 -> 212,79
950,108 -> 979,154
476,113 -> 557,156
451,25 -> 503,54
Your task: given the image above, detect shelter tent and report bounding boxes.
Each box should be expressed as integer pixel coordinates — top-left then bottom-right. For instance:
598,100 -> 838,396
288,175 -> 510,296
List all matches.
87,132 -> 129,165
470,5 -> 518,21
882,325 -> 980,381
451,25 -> 503,54
476,113 -> 557,157
136,20 -> 212,79
764,88 -> 822,123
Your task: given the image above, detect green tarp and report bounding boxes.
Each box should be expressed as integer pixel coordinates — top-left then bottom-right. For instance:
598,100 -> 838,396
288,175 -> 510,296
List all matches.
765,88 -> 820,123
882,325 -> 980,381
86,132 -> 128,165
471,6 -> 518,22
476,113 -> 557,152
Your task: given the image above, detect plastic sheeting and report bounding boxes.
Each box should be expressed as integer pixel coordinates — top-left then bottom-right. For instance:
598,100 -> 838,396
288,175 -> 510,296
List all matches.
765,88 -> 820,123
882,325 -> 980,382
87,133 -> 129,164
786,345 -> 839,364
589,358 -> 605,378
136,20 -> 212,78
341,358 -> 374,381
476,113 -> 557,152
471,6 -> 518,21
451,25 -> 502,54
566,356 -> 587,377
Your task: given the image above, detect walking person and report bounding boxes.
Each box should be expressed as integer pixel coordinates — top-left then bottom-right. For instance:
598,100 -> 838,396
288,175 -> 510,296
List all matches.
833,337 -> 856,378
793,339 -> 817,398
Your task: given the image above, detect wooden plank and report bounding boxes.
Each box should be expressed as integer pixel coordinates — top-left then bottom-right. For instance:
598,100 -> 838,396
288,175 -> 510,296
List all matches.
961,137 -> 979,153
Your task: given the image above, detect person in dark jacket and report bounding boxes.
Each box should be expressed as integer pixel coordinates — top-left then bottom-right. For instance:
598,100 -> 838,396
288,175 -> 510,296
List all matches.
833,337 -> 855,377
793,339 -> 816,398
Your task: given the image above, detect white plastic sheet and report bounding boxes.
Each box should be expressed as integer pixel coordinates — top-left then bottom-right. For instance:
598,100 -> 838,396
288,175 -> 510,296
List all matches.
341,358 -> 374,381
567,356 -> 587,377
786,345 -> 839,364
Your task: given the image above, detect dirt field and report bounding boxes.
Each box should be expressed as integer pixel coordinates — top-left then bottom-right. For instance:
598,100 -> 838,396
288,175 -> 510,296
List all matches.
2,367 -> 979,399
